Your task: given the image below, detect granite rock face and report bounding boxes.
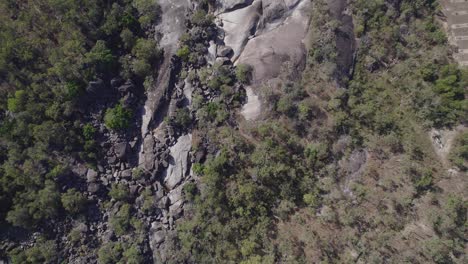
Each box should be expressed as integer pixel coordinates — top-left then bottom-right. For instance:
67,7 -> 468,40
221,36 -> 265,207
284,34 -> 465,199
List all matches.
217,0 -> 313,120
140,0 -> 191,141
163,134 -> 192,190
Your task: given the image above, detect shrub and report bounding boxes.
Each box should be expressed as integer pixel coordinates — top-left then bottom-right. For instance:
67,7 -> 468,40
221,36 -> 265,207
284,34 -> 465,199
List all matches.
110,203 -> 131,236
235,64 -> 253,84
120,28 -> 135,49
414,169 -> 433,193
172,108 -> 192,129
303,192 -> 320,208
191,10 -> 213,27
9,238 -> 57,264
131,59 -> 152,77
141,188 -> 155,214
122,244 -> 144,264
65,81 -> 83,98
133,0 -> 160,27
449,132 -> 468,171
104,104 -> 133,130
82,123 -> 96,140
7,181 -> 61,228
276,96 -> 296,116
7,90 -> 27,113
132,38 -> 160,61
192,163 -> 204,175
132,168 -> 144,179
86,40 -> 116,72
183,182 -> 198,200
109,183 -> 130,201
176,45 -> 190,61
61,188 -> 87,214
98,242 -> 123,264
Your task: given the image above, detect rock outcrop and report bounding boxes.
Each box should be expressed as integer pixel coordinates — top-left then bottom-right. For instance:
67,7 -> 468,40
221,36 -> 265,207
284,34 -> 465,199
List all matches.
163,134 -> 192,190
140,0 -> 191,143
217,0 -> 313,121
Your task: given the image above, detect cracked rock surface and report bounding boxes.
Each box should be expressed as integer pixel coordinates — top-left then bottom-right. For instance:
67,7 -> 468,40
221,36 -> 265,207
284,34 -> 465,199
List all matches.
217,0 -> 312,120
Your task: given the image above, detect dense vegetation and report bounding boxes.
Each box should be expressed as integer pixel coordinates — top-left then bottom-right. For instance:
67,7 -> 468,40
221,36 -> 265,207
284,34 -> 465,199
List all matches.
175,0 -> 467,263
0,0 -> 159,261
0,0 -> 466,263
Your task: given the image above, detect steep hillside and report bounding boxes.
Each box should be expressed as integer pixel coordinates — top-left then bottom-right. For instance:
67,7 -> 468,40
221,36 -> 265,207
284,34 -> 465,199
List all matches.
0,0 -> 466,263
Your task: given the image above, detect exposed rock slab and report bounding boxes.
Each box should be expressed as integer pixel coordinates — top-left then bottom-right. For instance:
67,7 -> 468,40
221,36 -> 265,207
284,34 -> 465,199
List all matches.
139,0 -> 191,166
237,0 -> 311,84
218,0 -> 263,62
163,134 -> 192,190
241,86 -> 261,120
219,0 -> 312,120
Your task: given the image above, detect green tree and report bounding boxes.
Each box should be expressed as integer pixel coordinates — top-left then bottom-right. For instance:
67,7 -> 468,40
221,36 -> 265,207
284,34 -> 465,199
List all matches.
120,28 -> 135,49
110,203 -> 131,236
176,45 -> 190,61
132,38 -> 160,61
83,123 -> 96,140
61,188 -> 87,214
109,183 -> 130,201
7,90 -> 27,113
122,244 -> 144,264
235,64 -> 253,84
98,242 -> 123,264
86,40 -> 116,73
104,104 -> 133,130
131,59 -> 152,77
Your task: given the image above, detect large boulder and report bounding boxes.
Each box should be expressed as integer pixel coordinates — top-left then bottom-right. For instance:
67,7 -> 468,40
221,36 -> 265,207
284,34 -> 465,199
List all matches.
86,169 -> 98,183
217,45 -> 234,58
237,0 -> 311,85
218,0 -> 262,62
114,142 -> 129,159
232,0 -> 312,120
163,134 -> 192,190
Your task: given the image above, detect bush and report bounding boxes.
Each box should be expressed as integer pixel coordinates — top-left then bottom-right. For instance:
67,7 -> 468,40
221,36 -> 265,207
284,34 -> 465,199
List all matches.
192,163 -> 204,175
132,168 -> 144,179
7,181 -> 61,228
303,192 -> 320,208
141,188 -> 155,214
7,90 -> 27,113
131,59 -> 152,77
86,40 -> 116,72
276,96 -> 296,116
9,238 -> 57,264
191,10 -> 213,27
120,28 -> 135,49
183,182 -> 198,200
98,242 -> 123,264
122,244 -> 144,264
61,188 -> 87,214
176,45 -> 190,61
449,132 -> 468,171
235,64 -> 253,84
132,38 -> 160,61
104,104 -> 133,130
82,123 -> 96,140
110,203 -> 131,236
109,183 -> 130,201
172,108 -> 192,129
414,169 -> 433,193
133,0 -> 160,27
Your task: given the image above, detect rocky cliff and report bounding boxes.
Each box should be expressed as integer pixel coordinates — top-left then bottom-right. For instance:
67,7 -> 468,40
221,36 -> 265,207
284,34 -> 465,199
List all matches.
1,0 -> 466,263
